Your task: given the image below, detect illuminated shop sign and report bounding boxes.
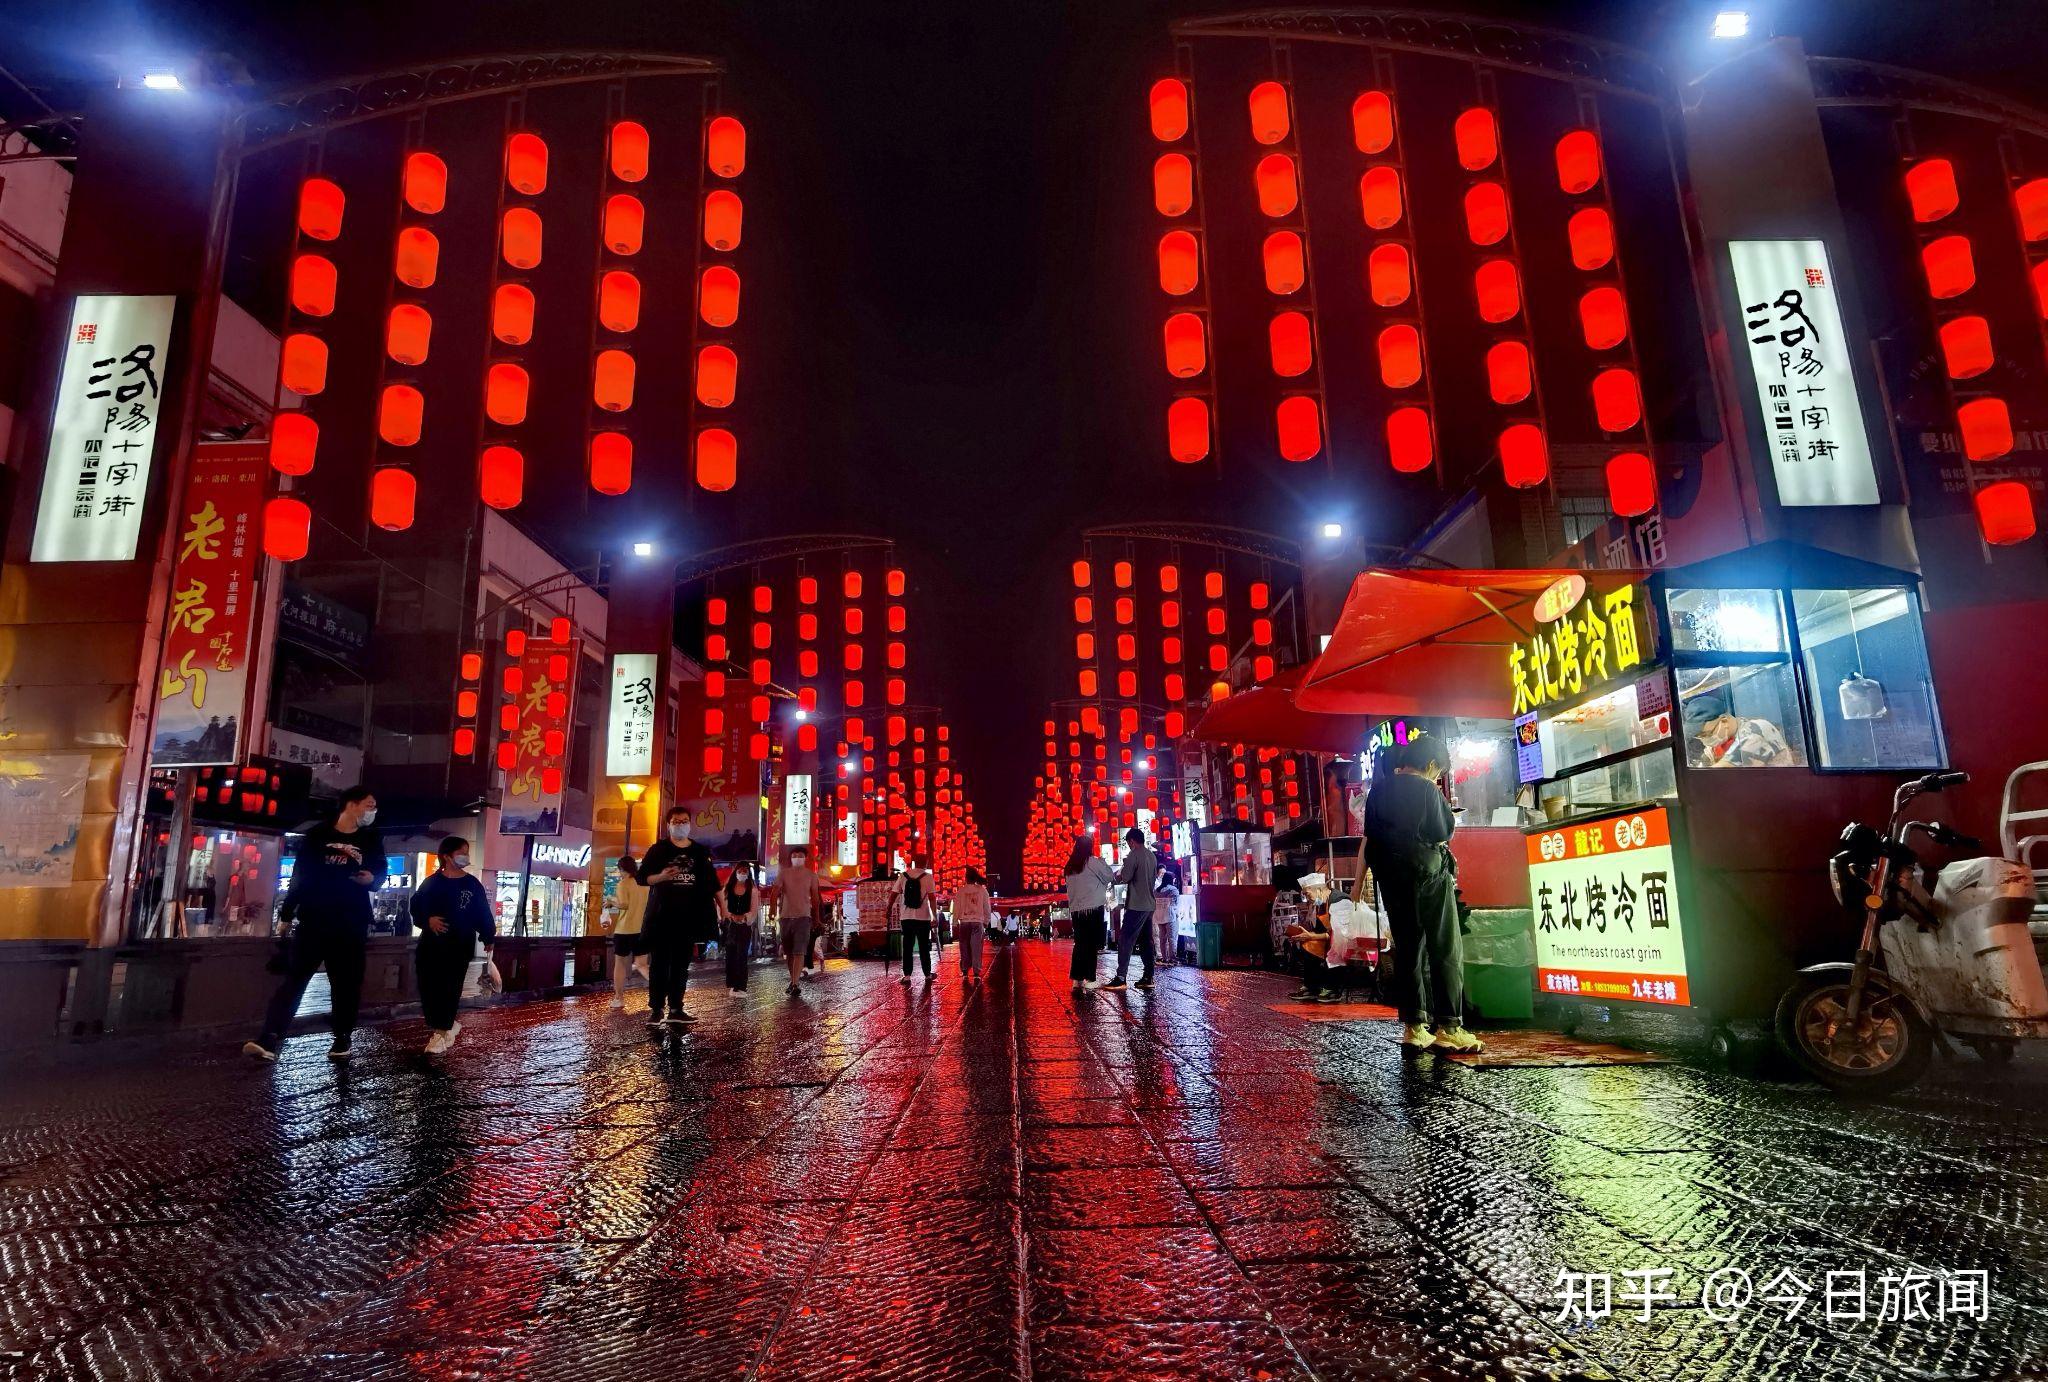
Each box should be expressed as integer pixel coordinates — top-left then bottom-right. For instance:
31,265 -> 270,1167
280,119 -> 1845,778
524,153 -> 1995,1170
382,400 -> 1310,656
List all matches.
1508,585 -> 1647,715
1528,805 -> 1691,1007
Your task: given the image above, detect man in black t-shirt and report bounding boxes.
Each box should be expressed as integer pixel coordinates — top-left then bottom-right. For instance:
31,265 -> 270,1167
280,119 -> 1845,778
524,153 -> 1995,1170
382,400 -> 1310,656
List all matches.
633,806 -> 718,1028
245,785 -> 387,1063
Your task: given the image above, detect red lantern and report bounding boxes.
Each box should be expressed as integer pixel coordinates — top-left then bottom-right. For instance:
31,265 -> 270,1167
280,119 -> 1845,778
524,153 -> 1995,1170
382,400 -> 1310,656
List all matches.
598,271 -> 641,333
289,254 -> 336,316
1158,230 -> 1200,295
479,444 -> 523,510
1359,166 -> 1403,229
505,132 -> 548,195
385,303 -> 432,365
492,284 -> 534,345
1377,324 -> 1422,388
1367,244 -> 1411,307
700,266 -> 740,327
1606,451 -> 1656,517
704,190 -> 743,250
1499,423 -> 1549,488
1568,207 -> 1614,271
400,151 -> 447,215
1904,158 -> 1958,223
1387,406 -> 1434,473
609,121 -> 650,182
1071,560 -> 1091,588
1163,312 -> 1206,378
1975,479 -> 2037,545
1159,564 -> 1180,593
2016,178 -> 2048,242
1149,78 -> 1189,142
505,629 -> 526,658
1579,285 -> 1629,349
297,177 -> 345,241
1276,395 -> 1322,462
453,727 -> 476,757
1938,315 -> 1994,379
1486,340 -> 1532,405
2032,261 -> 2048,319
280,333 -> 328,396
394,226 -> 438,289
1591,368 -> 1642,432
1922,235 -> 1975,298
589,432 -> 632,495
1248,81 -> 1290,144
501,207 -> 542,269
603,194 -> 645,256
594,349 -> 636,412
1454,107 -> 1499,171
696,345 -> 738,407
1475,259 -> 1521,323
1075,631 -> 1095,660
370,466 -> 417,530
262,497 -> 311,560
1555,130 -> 1603,194
1079,668 -> 1098,697
1154,154 -> 1193,216
1958,396 -> 2014,460
1114,560 -> 1133,588
1262,231 -> 1304,294
1352,91 -> 1394,154
707,115 -> 746,178
1268,311 -> 1312,377
486,364 -> 530,425
887,568 -> 906,597
697,428 -> 738,491
1463,182 -> 1509,246
377,384 -> 424,447
1167,396 -> 1209,463
270,412 -> 317,476
1255,154 -> 1299,217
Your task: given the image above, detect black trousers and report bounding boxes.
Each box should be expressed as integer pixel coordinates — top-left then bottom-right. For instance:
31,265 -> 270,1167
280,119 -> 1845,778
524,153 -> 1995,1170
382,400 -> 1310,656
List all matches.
1294,944 -> 1336,996
900,919 -> 933,976
1069,908 -> 1106,983
415,935 -> 473,1031
258,918 -> 366,1047
1113,908 -> 1156,983
1379,869 -> 1463,1027
724,920 -> 755,989
646,924 -> 692,1018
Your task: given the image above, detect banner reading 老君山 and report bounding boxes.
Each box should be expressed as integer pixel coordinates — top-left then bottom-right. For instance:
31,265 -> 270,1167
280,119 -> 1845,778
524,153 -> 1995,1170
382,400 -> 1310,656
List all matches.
151,442 -> 268,767
500,640 -> 577,836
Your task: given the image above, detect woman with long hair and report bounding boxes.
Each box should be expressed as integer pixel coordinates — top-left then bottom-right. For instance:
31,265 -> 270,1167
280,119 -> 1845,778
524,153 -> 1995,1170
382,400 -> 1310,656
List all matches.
952,866 -> 993,984
1063,835 -> 1116,995
720,862 -> 761,993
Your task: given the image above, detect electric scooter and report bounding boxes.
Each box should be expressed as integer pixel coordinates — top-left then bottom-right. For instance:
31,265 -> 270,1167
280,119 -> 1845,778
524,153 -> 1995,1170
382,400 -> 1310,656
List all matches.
1775,770 -> 2048,1095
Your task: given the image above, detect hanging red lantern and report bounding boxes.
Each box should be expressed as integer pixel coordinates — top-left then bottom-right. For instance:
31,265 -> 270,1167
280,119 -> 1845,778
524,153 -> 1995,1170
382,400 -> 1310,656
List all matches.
1903,158 -> 1958,223
492,284 -> 534,345
1159,564 -> 1180,593
501,207 -> 543,269
394,226 -> 438,289
486,364 -> 530,425
1071,559 -> 1091,588
707,115 -> 747,177
297,177 -> 345,241
609,120 -> 650,182
1579,285 -> 1629,349
697,428 -> 737,491
1114,560 -> 1133,588
2016,178 -> 2048,242
479,445 -> 523,510
377,384 -> 424,447
696,345 -> 738,407
1255,154 -> 1298,217
1486,340 -> 1532,405
1938,315 -> 1994,379
604,194 -> 645,256
270,412 -> 317,476
385,303 -> 432,365
262,496 -> 311,560
598,271 -> 641,333
1359,165 -> 1403,229
704,190 -> 743,250
1158,230 -> 1200,295
1454,107 -> 1499,171
1260,231 -> 1306,294
1463,182 -> 1509,246
1592,368 -> 1643,432
289,254 -> 336,317
1162,312 -> 1206,378
1921,235 -> 1975,298
1377,324 -> 1422,388
1499,423 -> 1549,488
1568,207 -> 1614,270
280,333 -> 329,396
887,568 -> 906,597
453,727 -> 476,757
399,152 -> 447,216
2032,261 -> 2048,319
594,349 -> 636,412
1975,479 -> 2037,544
1474,259 -> 1521,323
1248,81 -> 1290,144
1958,396 -> 2014,460
1268,311 -> 1312,376
1366,243 -> 1411,307
1606,452 -> 1657,517
1276,395 -> 1322,462
506,132 -> 548,194
1554,130 -> 1603,194
1078,668 -> 1098,697
589,432 -> 632,496
1149,78 -> 1188,141
1352,91 -> 1394,154
369,466 -> 417,530
1154,154 -> 1193,216
700,266 -> 740,326
1167,396 -> 1209,463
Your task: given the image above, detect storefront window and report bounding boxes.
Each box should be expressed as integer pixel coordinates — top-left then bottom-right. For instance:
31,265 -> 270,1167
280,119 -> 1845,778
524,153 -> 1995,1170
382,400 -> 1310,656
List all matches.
1445,719 -> 1521,826
1792,588 -> 1946,770
1667,588 -> 1809,769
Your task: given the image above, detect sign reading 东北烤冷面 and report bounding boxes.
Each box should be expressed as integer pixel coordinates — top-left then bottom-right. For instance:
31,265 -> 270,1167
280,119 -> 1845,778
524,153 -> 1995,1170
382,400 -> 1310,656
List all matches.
606,653 -> 658,777
1728,239 -> 1880,507
1508,584 -> 1648,716
1528,805 -> 1690,1007
32,294 -> 177,563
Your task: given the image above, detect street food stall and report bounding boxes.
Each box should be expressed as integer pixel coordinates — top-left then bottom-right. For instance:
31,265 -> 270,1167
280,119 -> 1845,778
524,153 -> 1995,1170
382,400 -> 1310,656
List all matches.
1193,820 -> 1274,961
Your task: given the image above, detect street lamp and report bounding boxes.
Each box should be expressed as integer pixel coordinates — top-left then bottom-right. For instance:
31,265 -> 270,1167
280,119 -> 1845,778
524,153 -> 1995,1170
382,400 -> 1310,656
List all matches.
617,780 -> 646,856
631,540 -> 655,557
1711,10 -> 1750,38
141,70 -> 184,91
1320,521 -> 1344,539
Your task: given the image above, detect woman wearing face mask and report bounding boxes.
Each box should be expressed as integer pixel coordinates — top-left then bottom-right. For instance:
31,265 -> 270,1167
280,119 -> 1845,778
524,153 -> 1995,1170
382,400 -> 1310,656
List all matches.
408,835 -> 496,1054
720,862 -> 761,992
633,807 -> 718,1028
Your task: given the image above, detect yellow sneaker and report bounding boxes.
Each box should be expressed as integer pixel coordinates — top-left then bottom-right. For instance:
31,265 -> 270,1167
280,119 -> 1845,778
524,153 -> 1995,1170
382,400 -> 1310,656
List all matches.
1400,1022 -> 1436,1048
1432,1025 -> 1485,1055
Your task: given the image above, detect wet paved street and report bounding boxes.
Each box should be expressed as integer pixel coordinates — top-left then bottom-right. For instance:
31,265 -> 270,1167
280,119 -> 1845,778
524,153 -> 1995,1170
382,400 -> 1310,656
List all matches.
4,941 -> 2048,1381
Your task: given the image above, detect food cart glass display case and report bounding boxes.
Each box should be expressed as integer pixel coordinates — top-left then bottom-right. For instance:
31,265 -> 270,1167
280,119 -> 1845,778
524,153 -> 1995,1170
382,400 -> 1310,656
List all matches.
1196,822 -> 1274,957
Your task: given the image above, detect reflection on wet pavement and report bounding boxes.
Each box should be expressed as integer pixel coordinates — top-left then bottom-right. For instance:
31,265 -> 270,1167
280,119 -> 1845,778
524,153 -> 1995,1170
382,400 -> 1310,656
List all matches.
3,941 -> 2046,1379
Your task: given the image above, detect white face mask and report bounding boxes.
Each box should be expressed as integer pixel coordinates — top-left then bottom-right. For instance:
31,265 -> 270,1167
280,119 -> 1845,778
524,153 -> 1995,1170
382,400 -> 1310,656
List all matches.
668,824 -> 690,843
357,807 -> 378,826
451,854 -> 471,871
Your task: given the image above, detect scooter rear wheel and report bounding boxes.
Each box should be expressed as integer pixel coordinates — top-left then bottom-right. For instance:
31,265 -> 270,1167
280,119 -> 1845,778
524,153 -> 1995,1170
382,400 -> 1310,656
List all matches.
1774,971 -> 1933,1097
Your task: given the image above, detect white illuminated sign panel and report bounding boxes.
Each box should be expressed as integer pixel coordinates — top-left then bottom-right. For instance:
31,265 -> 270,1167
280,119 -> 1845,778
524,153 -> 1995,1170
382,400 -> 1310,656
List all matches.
605,653 -> 658,777
1528,806 -> 1691,1006
1727,239 -> 1880,507
782,773 -> 814,848
836,811 -> 858,868
32,294 -> 177,563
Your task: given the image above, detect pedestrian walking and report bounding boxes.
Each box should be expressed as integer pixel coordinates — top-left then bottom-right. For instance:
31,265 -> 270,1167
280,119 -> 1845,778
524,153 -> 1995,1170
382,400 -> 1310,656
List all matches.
952,867 -> 992,982
1063,836 -> 1115,995
1365,733 -> 1482,1054
894,855 -> 939,982
609,855 -> 649,1008
409,835 -> 495,1053
243,785 -> 386,1063
773,844 -> 824,997
1100,827 -> 1159,992
721,862 -> 762,992
633,807 -> 718,1029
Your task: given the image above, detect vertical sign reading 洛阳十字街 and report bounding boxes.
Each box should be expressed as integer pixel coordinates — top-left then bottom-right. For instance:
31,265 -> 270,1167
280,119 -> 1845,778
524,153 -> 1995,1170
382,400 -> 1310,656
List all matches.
150,443 -> 268,767
1727,239 -> 1880,507
500,640 -> 576,837
1528,805 -> 1691,1007
782,773 -> 814,849
31,294 -> 178,563
606,653 -> 658,778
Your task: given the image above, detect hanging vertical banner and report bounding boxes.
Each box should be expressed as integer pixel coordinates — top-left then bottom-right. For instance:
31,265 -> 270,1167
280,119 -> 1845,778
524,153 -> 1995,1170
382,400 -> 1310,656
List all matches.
605,652 -> 658,776
782,773 -> 815,847
675,679 -> 764,863
150,442 -> 267,767
836,809 -> 859,869
500,639 -> 577,836
31,293 -> 178,563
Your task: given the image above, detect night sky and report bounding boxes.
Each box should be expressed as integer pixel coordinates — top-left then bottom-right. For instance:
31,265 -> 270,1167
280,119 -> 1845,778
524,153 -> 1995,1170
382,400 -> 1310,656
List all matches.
6,0 -> 2045,875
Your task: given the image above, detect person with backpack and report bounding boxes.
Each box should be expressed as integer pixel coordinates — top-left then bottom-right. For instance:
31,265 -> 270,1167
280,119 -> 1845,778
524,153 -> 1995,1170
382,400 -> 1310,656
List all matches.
408,835 -> 495,1052
1063,836 -> 1115,995
951,867 -> 993,983
893,855 -> 939,982
1365,733 -> 1481,1054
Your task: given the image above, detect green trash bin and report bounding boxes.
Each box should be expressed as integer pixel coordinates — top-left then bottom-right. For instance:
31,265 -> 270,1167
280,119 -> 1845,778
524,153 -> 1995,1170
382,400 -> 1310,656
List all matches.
1195,920 -> 1224,969
1461,908 -> 1536,1020
886,930 -> 904,961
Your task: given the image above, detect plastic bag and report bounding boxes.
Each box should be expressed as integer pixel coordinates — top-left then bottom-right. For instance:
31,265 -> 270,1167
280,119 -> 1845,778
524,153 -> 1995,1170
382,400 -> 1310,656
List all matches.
477,957 -> 503,996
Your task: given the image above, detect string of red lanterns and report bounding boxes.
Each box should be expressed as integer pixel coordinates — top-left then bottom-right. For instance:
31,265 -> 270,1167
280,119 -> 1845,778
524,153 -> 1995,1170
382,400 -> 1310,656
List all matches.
1151,69 -> 1218,465
1351,69 -> 1438,478
1247,67 -> 1326,465
695,110 -> 746,491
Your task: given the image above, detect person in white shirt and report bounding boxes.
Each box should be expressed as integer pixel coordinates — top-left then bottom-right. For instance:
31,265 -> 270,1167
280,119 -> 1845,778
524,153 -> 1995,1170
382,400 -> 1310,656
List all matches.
893,856 -> 940,982
951,867 -> 993,983
1063,836 -> 1116,995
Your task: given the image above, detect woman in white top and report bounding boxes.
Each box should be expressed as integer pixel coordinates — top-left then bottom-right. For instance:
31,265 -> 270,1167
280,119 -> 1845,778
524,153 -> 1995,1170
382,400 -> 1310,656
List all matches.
1063,837 -> 1116,994
951,867 -> 993,983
